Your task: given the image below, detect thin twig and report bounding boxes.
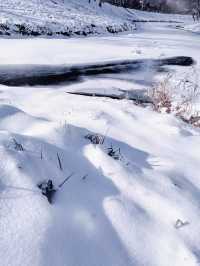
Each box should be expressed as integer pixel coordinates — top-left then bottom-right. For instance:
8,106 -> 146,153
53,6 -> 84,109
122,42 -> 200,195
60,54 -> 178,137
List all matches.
58,173 -> 74,188
57,152 -> 63,171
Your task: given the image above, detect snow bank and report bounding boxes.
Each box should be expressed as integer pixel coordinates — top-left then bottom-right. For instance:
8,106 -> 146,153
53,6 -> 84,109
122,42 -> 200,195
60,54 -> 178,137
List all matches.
0,0 -> 192,37
0,0 -> 136,37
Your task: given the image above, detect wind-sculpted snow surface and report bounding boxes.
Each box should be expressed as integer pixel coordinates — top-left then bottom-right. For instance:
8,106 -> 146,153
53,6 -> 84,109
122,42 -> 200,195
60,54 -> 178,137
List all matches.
0,77 -> 200,266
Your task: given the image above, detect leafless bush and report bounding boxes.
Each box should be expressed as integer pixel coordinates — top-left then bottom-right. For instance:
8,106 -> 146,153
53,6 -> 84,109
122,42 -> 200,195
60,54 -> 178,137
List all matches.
174,71 -> 200,126
149,70 -> 200,127
150,74 -> 172,113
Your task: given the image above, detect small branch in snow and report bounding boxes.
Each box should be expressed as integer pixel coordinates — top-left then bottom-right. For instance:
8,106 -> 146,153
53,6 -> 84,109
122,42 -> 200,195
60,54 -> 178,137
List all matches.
58,173 -> 75,188
13,138 -> 24,151
40,148 -> 43,160
66,91 -> 153,105
82,174 -> 89,181
174,219 -> 190,229
57,152 -> 63,171
107,144 -> 123,161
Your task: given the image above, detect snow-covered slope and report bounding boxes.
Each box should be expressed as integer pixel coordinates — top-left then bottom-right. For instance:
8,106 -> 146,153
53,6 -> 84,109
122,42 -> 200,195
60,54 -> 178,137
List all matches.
1,83 -> 200,266
0,0 -> 193,37
0,0 -> 136,36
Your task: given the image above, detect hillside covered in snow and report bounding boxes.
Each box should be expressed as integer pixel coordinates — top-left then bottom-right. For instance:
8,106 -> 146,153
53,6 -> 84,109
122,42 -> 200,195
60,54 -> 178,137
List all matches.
0,0 -> 194,37
0,0 -> 138,36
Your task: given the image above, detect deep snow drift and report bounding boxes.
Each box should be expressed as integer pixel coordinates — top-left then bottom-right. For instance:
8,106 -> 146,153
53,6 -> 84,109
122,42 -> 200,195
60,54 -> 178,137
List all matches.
1,4 -> 200,266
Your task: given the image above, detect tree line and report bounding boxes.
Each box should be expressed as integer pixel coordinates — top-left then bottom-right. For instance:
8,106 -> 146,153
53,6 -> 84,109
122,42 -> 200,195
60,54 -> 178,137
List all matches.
88,0 -> 200,14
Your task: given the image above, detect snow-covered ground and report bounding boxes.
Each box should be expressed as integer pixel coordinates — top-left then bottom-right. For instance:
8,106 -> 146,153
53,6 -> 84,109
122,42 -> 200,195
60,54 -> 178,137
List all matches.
1,3 -> 200,266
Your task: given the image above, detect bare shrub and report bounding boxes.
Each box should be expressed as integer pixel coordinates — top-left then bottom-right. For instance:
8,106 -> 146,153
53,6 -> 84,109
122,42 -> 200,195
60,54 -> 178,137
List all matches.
173,69 -> 200,127
149,70 -> 200,127
150,74 -> 172,113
